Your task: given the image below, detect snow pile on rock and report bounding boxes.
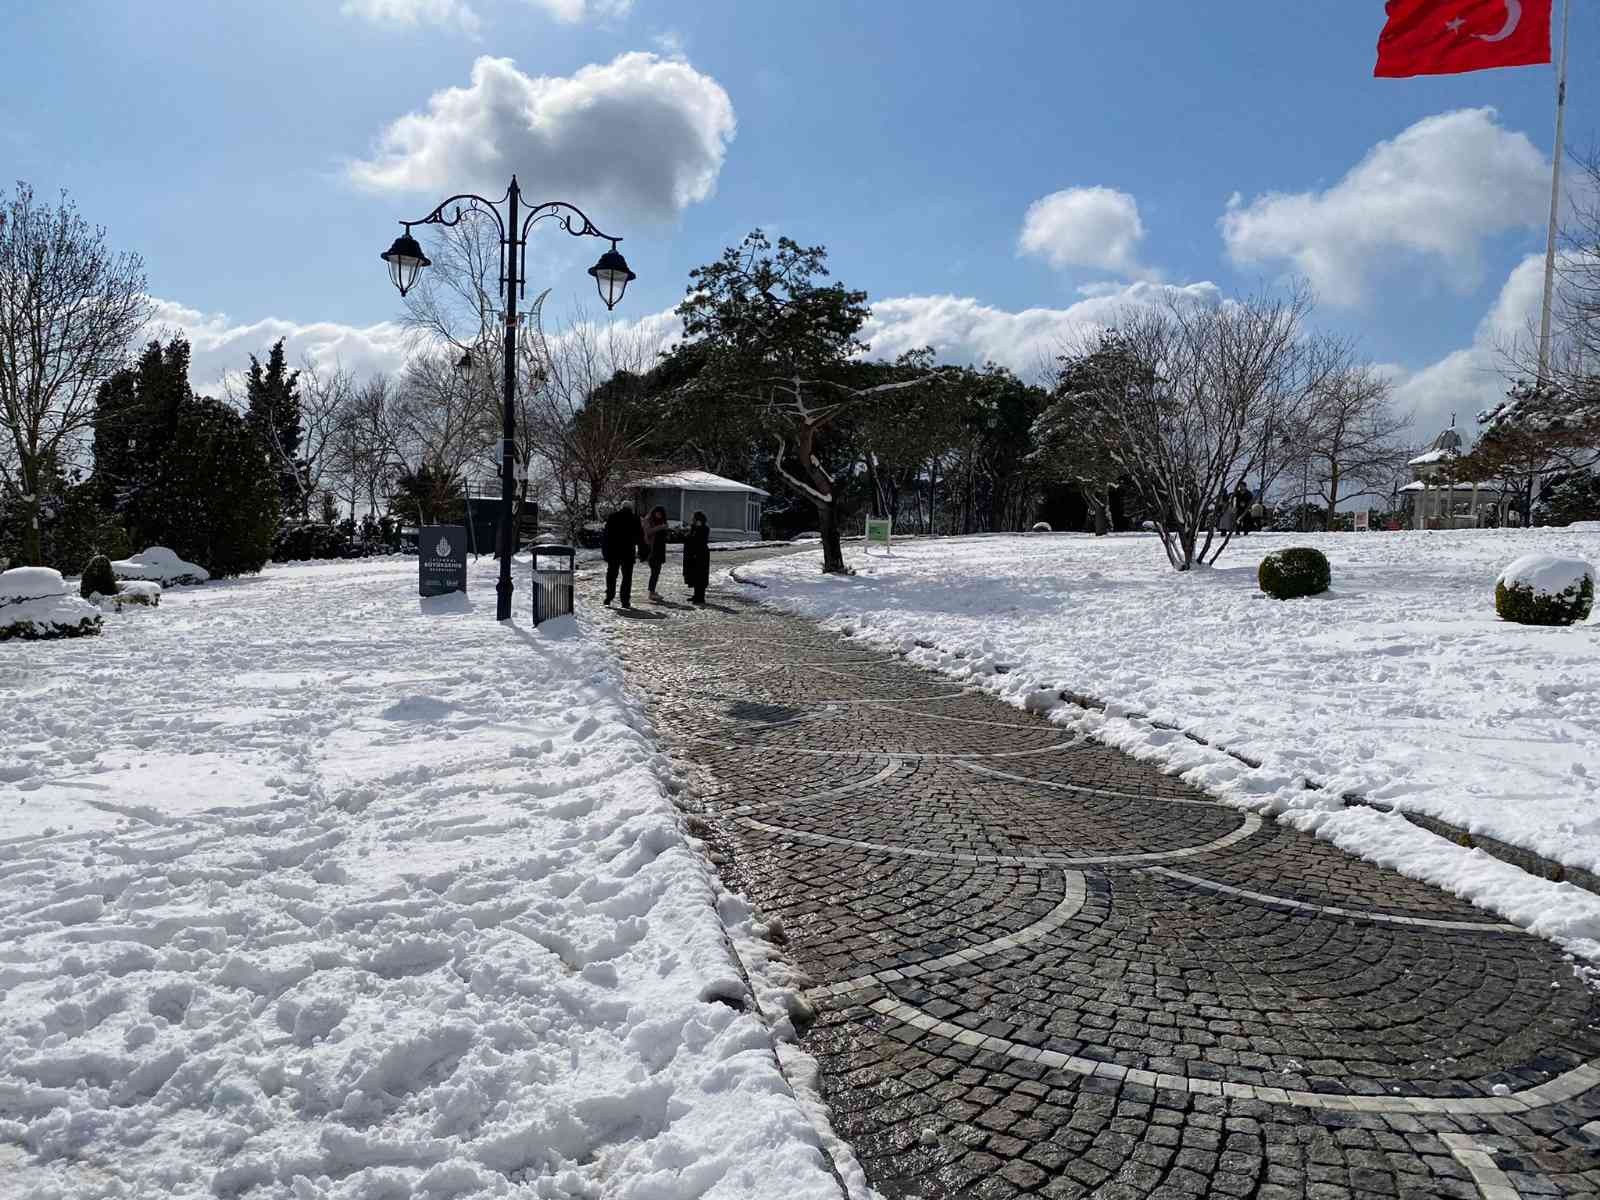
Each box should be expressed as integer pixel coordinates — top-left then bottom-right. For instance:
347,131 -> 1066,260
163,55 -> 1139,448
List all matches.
0,557 -> 841,1198
111,546 -> 209,586
0,566 -> 102,640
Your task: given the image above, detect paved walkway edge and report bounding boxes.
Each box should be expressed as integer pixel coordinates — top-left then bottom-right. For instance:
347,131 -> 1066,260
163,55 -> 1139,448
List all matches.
1048,686 -> 1600,899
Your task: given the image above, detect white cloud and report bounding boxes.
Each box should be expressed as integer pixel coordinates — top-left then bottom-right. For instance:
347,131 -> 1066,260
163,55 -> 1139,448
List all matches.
1018,187 -> 1151,277
348,54 -> 735,223
342,0 -> 481,35
862,281 -> 1223,377
527,0 -> 632,23
1385,253 -> 1546,437
1221,108 -> 1549,306
144,298 -> 417,398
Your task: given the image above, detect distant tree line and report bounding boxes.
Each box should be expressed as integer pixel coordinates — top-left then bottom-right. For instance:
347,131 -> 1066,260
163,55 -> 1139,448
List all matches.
5,157 -> 1597,580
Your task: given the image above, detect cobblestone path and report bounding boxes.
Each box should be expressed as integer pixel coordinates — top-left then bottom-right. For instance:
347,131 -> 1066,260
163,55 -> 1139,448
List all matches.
601,584 -> 1600,1200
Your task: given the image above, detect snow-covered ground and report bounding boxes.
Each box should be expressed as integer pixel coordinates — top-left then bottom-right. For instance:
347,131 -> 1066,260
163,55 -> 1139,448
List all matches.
0,557 -> 843,1199
739,528 -> 1600,954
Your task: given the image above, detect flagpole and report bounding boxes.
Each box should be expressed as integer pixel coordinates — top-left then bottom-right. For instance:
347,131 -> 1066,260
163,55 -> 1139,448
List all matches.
1537,0 -> 1572,383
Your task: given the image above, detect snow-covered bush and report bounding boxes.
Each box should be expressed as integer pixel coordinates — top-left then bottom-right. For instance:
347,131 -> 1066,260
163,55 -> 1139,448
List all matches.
80,554 -> 118,600
112,546 -> 209,587
0,567 -> 103,640
1030,521 -> 1052,533
99,580 -> 161,611
1258,546 -> 1331,600
1494,554 -> 1594,626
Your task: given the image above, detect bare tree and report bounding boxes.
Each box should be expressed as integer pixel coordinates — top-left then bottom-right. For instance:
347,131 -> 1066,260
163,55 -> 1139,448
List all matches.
1049,285 -> 1327,570
525,304 -> 660,534
0,183 -> 151,563
1298,352 -> 1412,527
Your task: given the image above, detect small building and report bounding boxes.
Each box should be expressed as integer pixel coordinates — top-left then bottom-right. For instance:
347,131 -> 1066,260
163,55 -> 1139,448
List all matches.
629,470 -> 768,541
1401,425 -> 1507,529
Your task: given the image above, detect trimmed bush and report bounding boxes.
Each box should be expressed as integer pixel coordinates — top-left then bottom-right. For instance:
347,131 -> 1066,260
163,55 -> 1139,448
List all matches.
1258,546 -> 1331,600
1495,554 -> 1594,626
80,554 -> 118,599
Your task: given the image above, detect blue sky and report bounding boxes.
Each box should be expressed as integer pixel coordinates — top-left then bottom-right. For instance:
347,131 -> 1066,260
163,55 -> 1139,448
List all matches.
3,1 -> 1594,437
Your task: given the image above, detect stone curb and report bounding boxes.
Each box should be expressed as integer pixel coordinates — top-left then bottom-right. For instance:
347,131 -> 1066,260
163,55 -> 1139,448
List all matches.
1053,687 -> 1600,900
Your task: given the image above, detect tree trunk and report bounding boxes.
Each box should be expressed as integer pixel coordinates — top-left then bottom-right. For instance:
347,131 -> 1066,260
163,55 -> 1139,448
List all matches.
19,457 -> 43,566
1326,465 -> 1341,531
817,498 -> 846,574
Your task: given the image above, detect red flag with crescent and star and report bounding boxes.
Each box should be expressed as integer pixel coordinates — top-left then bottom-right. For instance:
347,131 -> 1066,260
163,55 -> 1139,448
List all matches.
1375,0 -> 1552,77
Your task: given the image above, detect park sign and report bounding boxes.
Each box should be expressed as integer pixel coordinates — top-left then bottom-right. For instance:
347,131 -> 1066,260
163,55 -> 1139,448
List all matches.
419,525 -> 467,596
865,516 -> 893,549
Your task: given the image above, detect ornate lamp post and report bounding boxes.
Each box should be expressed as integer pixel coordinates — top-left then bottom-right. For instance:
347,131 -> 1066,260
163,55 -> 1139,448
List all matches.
381,176 -> 635,621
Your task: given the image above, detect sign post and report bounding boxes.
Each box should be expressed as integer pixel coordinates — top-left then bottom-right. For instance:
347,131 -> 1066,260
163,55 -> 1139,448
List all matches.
1353,510 -> 1370,533
419,525 -> 468,596
865,516 -> 893,553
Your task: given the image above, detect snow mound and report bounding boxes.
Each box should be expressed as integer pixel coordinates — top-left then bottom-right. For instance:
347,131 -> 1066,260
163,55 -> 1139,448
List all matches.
0,566 -> 70,601
111,546 -> 209,586
1565,520 -> 1600,532
1496,553 -> 1595,596
0,569 -> 102,640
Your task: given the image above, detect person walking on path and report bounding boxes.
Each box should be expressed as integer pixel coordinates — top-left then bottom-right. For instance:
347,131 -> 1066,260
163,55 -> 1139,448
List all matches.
642,506 -> 670,601
683,511 -> 711,605
602,504 -> 645,609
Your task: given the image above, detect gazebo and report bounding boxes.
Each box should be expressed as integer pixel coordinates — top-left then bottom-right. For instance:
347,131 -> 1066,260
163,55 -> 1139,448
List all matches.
629,470 -> 768,541
1401,424 -> 1506,529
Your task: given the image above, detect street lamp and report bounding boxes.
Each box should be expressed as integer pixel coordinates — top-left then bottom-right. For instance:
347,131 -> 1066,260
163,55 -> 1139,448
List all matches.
380,176 -> 634,620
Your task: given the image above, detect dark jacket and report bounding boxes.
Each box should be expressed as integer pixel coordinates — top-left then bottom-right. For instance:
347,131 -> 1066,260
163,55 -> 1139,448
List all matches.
643,516 -> 669,565
601,509 -> 644,564
683,524 -> 711,589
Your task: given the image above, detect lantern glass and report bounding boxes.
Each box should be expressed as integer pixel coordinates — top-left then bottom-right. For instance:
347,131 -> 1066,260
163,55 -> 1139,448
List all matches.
587,247 -> 635,311
380,232 -> 431,297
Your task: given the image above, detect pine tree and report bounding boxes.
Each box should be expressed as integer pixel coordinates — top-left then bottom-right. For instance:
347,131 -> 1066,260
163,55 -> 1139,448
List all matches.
245,339 -> 306,518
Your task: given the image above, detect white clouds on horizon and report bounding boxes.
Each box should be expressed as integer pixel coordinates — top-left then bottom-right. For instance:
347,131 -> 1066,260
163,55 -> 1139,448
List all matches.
863,281 -> 1223,377
341,0 -> 482,35
528,0 -> 632,23
1018,187 -> 1153,279
1385,253 -> 1546,440
1220,108 -> 1548,307
347,54 -> 735,223
144,298 -> 416,399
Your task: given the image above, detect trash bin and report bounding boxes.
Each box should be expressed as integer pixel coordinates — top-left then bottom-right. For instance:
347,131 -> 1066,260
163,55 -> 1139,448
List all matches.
531,545 -> 576,625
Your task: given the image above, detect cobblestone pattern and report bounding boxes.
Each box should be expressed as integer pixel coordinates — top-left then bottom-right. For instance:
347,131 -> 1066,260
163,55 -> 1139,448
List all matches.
602,586 -> 1600,1199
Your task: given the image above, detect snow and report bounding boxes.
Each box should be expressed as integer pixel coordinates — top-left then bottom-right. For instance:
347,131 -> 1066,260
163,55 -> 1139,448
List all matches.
1,567 -> 72,601
739,529 -> 1600,955
0,557 -> 842,1198
1,569 -> 102,640
110,547 -> 210,586
1498,553 -> 1597,598
1406,448 -> 1454,466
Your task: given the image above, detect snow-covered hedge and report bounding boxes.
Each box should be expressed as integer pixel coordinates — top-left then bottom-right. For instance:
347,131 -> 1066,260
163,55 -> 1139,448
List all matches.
112,546 -> 209,586
1495,553 -> 1594,626
0,567 -> 103,640
1258,546 -> 1330,600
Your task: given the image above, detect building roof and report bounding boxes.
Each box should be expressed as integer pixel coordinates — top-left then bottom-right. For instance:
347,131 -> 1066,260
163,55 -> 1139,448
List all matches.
1401,480 -> 1502,492
1407,448 -> 1454,467
629,469 -> 770,497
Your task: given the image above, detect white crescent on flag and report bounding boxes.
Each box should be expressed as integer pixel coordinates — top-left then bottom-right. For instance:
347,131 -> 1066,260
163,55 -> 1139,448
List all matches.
1475,0 -> 1522,43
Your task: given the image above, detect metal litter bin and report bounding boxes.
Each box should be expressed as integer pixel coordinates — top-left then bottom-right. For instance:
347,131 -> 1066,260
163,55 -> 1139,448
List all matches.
531,545 -> 576,625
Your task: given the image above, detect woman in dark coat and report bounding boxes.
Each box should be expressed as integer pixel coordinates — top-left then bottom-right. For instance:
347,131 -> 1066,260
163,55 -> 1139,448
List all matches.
683,510 -> 711,605
642,505 -> 670,600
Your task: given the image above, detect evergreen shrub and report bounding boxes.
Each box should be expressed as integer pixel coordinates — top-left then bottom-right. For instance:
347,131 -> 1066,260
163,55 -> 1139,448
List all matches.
80,554 -> 118,599
1495,555 -> 1594,626
1258,546 -> 1331,600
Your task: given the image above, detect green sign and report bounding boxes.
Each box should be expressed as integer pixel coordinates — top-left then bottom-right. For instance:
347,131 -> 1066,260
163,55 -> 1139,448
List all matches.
865,516 -> 893,547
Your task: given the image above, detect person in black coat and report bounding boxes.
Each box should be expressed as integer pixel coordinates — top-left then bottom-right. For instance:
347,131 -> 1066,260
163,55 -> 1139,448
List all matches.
682,511 -> 711,604
641,505 -> 670,600
601,504 -> 644,608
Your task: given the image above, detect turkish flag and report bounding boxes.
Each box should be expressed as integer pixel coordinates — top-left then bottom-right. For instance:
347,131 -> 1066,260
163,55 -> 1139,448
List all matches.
1375,0 -> 1551,77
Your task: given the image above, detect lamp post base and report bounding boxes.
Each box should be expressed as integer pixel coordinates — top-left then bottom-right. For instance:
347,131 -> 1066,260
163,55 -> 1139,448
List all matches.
496,575 -> 514,623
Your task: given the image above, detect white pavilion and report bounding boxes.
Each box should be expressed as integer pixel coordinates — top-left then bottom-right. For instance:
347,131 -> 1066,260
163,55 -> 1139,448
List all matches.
1401,424 -> 1507,529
